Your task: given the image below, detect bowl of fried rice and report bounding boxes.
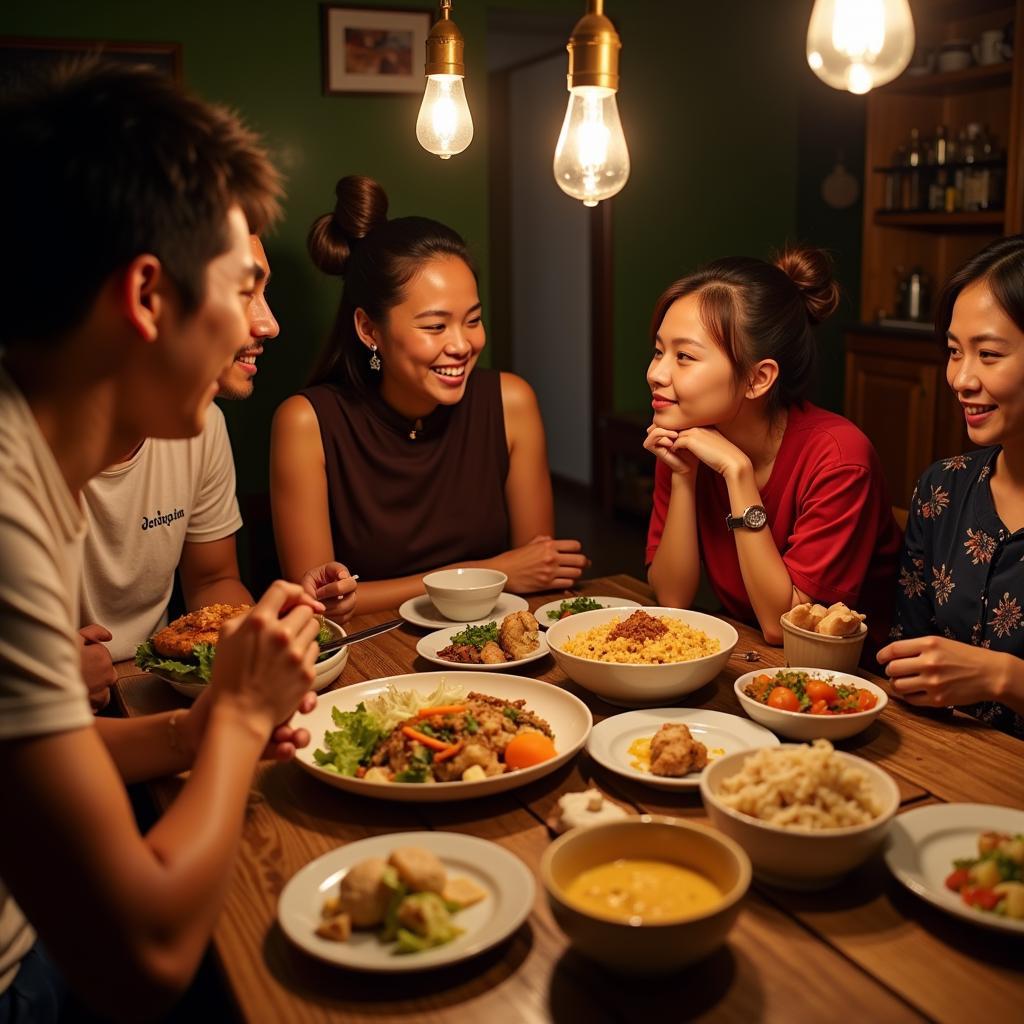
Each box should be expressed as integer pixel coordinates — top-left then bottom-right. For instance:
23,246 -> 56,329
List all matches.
545,607 -> 737,707
700,740 -> 900,889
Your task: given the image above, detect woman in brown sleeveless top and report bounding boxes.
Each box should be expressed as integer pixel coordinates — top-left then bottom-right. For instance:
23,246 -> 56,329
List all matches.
270,176 -> 588,616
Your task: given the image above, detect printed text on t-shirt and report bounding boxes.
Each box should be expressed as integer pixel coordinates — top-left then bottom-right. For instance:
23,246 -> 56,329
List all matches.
141,508 -> 185,531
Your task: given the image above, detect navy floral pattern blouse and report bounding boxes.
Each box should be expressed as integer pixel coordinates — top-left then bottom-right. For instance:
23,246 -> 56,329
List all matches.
893,447 -> 1024,738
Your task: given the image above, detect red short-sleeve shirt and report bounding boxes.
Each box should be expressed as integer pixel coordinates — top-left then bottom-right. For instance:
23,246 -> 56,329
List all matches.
646,403 -> 902,644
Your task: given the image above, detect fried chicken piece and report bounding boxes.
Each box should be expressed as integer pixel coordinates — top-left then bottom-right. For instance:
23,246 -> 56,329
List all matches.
817,604 -> 865,637
478,641 -> 507,664
787,602 -> 828,632
649,723 -> 708,777
499,611 -> 540,659
151,603 -> 250,659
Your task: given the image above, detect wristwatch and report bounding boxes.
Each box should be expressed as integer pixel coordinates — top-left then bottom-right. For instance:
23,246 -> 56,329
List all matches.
725,504 -> 768,531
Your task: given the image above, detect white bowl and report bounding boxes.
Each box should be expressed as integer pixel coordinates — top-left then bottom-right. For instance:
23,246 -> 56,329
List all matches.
700,746 -> 900,889
422,568 -> 507,621
545,607 -> 738,707
313,617 -> 349,691
733,668 -> 888,741
541,817 -> 751,974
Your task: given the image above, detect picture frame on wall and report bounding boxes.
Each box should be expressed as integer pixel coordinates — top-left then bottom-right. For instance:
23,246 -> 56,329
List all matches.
0,36 -> 181,93
321,5 -> 430,95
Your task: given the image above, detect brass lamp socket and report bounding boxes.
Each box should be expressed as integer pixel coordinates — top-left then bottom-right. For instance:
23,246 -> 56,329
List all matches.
567,0 -> 621,92
425,1 -> 465,77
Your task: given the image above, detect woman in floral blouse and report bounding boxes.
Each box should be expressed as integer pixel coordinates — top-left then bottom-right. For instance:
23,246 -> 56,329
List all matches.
877,235 -> 1024,738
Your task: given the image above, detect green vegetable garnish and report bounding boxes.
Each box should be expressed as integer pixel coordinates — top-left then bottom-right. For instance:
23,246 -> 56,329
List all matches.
503,706 -> 520,723
449,621 -> 499,649
134,640 -> 218,684
312,702 -> 384,776
546,596 -> 604,620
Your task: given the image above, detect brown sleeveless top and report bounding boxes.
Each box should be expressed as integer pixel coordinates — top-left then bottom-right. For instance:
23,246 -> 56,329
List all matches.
300,369 -> 511,581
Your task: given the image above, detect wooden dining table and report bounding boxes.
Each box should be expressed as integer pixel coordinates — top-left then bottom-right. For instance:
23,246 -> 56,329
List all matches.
114,575 -> 1024,1024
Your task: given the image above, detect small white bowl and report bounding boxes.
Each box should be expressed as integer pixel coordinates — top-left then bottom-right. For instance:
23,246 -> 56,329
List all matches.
541,817 -> 751,973
546,607 -> 737,707
313,617 -> 349,691
422,568 -> 507,621
700,746 -> 900,889
733,668 -> 888,741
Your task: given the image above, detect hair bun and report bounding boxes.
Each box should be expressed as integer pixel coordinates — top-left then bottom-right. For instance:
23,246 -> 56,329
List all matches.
775,245 -> 840,325
307,175 -> 389,276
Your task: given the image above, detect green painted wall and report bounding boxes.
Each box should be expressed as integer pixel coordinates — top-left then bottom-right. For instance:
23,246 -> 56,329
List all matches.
3,0 -> 831,497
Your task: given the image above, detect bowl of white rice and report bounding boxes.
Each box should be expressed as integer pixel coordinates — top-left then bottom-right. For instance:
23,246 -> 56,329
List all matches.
545,607 -> 738,707
699,740 -> 900,889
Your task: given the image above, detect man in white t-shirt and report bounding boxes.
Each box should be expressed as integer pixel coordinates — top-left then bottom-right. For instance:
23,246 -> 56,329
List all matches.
78,237 -> 357,702
0,62 -> 328,1020
77,237 -> 275,669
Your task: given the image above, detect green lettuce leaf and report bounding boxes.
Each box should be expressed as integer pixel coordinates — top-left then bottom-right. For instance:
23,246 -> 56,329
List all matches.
313,702 -> 385,777
134,640 -> 217,684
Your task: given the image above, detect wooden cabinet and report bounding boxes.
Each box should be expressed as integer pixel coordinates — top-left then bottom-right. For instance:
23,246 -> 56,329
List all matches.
845,1 -> 1021,505
845,328 -> 968,507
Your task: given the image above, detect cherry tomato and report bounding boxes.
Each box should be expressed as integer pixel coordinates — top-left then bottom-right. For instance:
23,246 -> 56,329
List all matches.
767,686 -> 801,713
857,689 -> 878,712
962,886 -> 1001,911
809,699 -> 833,716
945,868 -> 970,892
559,609 -> 574,619
805,680 -> 837,705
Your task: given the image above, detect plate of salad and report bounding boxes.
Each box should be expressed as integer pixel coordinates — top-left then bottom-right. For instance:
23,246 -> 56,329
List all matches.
885,803 -> 1024,934
534,595 -> 642,628
293,672 -> 592,802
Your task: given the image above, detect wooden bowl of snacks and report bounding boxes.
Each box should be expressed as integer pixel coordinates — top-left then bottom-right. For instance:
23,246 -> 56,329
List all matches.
780,602 -> 867,674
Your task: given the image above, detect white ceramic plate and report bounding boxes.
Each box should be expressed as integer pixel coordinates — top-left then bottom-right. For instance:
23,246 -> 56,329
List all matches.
278,831 -> 534,971
586,707 -> 779,790
885,803 -> 1024,935
415,625 -> 549,671
534,596 -> 642,630
294,672 -> 592,802
399,593 -> 529,630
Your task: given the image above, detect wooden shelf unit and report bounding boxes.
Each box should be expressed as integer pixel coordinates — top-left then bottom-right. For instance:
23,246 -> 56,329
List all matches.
859,0 -> 1023,324
846,1 -> 1022,505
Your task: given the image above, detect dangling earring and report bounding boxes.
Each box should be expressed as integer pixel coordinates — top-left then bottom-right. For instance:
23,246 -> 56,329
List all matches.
369,344 -> 381,371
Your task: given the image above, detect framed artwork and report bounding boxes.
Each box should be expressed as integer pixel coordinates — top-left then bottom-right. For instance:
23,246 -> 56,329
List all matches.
321,5 -> 430,95
0,36 -> 181,93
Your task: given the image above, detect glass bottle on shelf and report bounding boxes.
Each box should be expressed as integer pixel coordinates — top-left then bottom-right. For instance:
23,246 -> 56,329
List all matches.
906,128 -> 923,210
933,125 -> 948,166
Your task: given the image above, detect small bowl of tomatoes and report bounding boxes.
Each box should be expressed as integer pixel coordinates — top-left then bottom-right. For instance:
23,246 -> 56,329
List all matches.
733,668 -> 887,741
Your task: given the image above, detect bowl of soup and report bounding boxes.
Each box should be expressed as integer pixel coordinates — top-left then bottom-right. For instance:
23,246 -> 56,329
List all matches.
540,817 -> 751,973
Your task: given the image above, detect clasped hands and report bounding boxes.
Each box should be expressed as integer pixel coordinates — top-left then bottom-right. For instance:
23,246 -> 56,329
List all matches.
644,424 -> 752,481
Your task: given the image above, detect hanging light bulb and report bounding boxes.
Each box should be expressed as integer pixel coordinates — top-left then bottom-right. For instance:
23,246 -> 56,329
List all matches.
416,0 -> 473,159
806,0 -> 915,95
553,0 -> 630,207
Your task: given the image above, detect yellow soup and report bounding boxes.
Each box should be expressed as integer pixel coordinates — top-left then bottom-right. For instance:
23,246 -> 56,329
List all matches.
565,859 -> 721,923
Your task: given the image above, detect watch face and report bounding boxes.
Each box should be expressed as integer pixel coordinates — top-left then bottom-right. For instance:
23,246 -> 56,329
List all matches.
743,506 -> 768,530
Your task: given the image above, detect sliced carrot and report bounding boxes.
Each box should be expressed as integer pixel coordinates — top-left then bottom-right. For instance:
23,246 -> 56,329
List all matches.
401,726 -> 450,751
416,704 -> 467,718
433,742 -> 464,763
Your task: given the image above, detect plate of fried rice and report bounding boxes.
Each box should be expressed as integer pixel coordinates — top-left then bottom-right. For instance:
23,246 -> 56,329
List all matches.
546,608 -> 738,707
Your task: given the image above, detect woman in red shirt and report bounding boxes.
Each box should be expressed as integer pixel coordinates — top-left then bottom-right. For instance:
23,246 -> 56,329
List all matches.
645,246 -> 901,646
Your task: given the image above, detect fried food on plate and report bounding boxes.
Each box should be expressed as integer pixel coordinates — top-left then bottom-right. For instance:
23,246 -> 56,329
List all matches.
151,603 -> 250,659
